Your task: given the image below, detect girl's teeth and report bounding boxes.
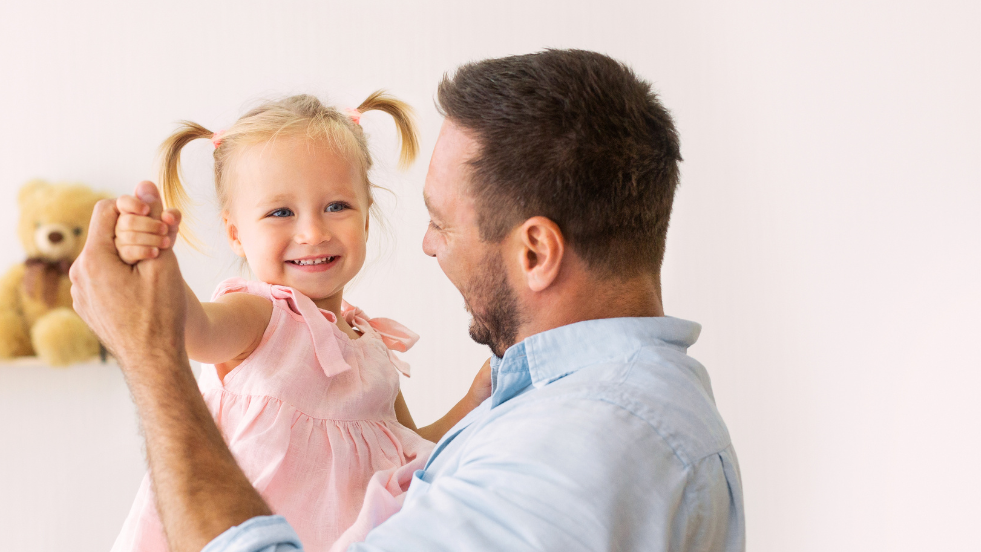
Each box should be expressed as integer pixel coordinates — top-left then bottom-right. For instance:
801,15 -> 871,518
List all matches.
293,256 -> 335,266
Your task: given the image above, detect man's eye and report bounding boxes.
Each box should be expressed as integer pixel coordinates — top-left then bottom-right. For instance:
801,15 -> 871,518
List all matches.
268,208 -> 293,218
326,202 -> 348,213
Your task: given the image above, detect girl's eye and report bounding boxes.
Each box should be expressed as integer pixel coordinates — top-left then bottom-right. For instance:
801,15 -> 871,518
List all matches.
325,202 -> 348,213
428,220 -> 441,231
268,208 -> 293,218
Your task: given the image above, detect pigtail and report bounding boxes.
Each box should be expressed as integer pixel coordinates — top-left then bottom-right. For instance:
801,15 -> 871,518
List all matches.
357,91 -> 419,170
157,121 -> 214,247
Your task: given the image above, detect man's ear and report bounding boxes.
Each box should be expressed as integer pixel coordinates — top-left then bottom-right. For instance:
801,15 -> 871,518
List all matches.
222,211 -> 246,258
514,216 -> 564,293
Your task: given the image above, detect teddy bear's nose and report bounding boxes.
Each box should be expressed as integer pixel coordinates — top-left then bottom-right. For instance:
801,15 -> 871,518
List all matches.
48,231 -> 64,244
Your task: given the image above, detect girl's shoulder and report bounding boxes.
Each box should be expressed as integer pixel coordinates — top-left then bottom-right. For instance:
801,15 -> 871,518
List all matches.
211,286 -> 275,320
212,277 -> 332,322
211,277 -> 273,302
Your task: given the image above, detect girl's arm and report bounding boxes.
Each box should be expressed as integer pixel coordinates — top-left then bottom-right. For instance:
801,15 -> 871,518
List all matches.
394,391 -> 417,430
400,359 -> 492,443
183,282 -> 272,365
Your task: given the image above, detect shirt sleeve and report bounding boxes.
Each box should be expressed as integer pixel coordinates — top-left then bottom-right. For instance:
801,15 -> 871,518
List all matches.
201,515 -> 303,552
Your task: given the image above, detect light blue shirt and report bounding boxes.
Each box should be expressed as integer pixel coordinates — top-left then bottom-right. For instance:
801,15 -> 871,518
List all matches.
204,317 -> 745,552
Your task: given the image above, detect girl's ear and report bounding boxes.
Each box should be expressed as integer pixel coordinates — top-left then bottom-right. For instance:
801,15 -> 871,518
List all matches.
222,210 -> 246,258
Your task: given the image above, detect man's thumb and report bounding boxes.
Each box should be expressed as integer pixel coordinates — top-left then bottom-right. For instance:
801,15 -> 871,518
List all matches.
84,199 -> 123,253
135,180 -> 164,220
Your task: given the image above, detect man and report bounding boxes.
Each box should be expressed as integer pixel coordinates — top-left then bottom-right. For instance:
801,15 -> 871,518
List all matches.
71,49 -> 744,551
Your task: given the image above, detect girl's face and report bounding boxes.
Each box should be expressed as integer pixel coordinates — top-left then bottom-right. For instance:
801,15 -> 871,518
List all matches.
223,136 -> 369,309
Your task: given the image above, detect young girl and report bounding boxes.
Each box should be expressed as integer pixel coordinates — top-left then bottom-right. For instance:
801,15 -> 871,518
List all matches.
109,93 -> 490,552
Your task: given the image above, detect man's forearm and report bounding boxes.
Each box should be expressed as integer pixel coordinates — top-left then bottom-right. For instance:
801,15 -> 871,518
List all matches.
125,344 -> 271,552
69,189 -> 272,552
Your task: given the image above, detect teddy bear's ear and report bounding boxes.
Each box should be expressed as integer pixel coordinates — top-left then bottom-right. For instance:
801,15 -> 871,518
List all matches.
18,180 -> 50,207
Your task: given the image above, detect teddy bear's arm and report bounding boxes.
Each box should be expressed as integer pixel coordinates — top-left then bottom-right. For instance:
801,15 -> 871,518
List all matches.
0,264 -> 26,313
0,264 -> 33,358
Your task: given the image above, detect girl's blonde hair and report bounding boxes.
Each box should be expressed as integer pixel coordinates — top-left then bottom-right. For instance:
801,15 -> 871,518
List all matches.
158,91 -> 419,245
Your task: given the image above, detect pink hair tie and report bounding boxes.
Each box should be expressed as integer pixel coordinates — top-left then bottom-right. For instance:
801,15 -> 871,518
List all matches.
211,129 -> 225,149
345,108 -> 362,126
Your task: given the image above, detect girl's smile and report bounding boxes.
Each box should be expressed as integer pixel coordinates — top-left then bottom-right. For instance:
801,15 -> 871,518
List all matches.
286,254 -> 341,271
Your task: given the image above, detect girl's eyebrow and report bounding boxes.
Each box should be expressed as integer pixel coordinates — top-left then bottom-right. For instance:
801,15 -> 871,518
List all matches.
255,194 -> 293,208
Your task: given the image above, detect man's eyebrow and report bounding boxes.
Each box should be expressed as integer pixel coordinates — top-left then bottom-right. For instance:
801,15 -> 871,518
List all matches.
423,193 -> 442,219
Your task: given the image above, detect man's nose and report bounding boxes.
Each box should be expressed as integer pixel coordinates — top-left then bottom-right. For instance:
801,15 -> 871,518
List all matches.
422,227 -> 437,258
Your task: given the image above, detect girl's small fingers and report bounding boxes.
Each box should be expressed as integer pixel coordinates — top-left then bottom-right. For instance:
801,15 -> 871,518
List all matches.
116,244 -> 159,264
117,214 -> 169,235
115,230 -> 171,249
160,208 -> 181,227
116,195 -> 150,216
162,209 -> 182,242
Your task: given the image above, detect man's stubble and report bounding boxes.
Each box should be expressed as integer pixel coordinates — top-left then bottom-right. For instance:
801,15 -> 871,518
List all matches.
463,249 -> 522,358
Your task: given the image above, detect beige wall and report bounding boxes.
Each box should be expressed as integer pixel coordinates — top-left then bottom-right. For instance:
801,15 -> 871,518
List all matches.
0,1 -> 977,550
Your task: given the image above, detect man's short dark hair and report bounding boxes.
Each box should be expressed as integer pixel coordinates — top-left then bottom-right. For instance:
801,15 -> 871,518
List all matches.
437,49 -> 682,277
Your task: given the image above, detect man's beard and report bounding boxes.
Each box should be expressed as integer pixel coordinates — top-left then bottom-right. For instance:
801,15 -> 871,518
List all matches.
462,250 -> 521,358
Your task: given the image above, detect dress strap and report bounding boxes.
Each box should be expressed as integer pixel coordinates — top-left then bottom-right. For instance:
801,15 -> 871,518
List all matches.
342,302 -> 419,377
213,278 -> 352,378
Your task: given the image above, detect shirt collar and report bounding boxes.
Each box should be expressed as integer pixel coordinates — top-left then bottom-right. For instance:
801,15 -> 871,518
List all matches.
489,316 -> 701,408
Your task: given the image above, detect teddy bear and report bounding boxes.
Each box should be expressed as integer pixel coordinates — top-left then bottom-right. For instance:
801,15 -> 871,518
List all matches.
0,180 -> 110,366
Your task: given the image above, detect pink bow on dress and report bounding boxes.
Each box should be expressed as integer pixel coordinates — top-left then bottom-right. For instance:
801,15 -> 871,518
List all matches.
342,303 -> 419,376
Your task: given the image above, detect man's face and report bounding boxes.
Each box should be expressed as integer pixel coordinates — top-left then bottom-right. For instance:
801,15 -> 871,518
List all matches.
423,121 -> 520,357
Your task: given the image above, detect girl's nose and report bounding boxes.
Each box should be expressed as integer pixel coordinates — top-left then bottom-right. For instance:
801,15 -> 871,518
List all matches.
294,218 -> 331,245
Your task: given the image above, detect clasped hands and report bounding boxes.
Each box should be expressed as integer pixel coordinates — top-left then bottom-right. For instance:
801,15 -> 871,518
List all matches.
69,181 -> 186,371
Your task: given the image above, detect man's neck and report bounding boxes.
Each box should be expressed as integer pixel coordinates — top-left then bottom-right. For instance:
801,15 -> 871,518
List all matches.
513,271 -> 664,346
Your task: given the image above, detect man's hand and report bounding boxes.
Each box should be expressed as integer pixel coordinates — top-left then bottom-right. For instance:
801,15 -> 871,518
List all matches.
416,358 -> 493,443
71,181 -> 272,552
70,180 -> 185,367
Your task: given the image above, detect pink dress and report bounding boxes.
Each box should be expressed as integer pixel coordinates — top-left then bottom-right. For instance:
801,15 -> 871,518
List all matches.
111,278 -> 434,552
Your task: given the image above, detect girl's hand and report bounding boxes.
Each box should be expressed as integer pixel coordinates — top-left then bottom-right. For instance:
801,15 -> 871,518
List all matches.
113,194 -> 181,265
467,358 -> 493,408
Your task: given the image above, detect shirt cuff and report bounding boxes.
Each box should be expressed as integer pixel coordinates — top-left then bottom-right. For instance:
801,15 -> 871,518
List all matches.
201,515 -> 303,552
